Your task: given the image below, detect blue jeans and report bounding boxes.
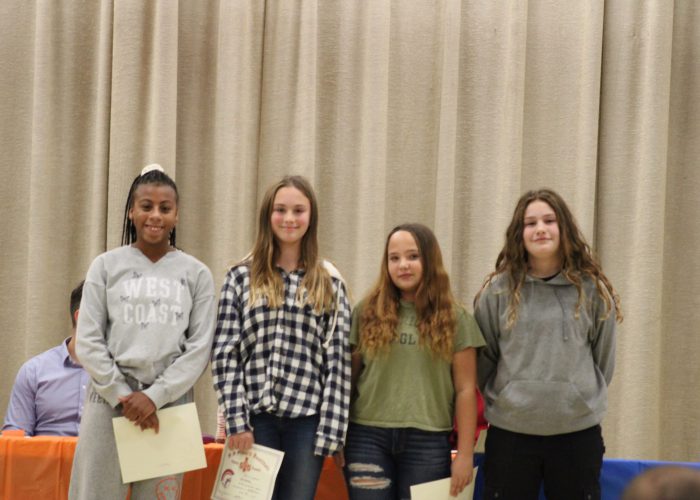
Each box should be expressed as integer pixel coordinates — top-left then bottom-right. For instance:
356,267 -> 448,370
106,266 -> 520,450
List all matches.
343,422 -> 452,500
250,412 -> 324,500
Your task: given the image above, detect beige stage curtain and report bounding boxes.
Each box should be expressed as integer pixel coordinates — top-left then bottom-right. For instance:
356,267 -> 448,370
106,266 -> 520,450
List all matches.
1,0 -> 698,461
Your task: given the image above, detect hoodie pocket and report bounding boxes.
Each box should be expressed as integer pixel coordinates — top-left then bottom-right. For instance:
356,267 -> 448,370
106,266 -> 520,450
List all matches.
492,379 -> 594,421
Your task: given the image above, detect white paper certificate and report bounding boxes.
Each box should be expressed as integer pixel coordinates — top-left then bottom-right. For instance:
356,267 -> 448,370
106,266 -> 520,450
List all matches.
112,402 -> 207,483
409,467 -> 478,500
474,428 -> 487,453
210,444 -> 285,500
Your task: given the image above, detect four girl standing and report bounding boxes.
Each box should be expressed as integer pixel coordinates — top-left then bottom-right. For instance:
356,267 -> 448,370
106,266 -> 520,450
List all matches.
70,167 -> 620,500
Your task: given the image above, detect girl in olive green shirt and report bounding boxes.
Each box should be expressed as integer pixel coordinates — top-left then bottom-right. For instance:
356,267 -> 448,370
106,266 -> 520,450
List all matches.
341,223 -> 484,500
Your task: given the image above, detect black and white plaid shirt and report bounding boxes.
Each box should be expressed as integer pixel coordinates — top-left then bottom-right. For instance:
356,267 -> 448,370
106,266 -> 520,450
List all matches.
212,264 -> 351,456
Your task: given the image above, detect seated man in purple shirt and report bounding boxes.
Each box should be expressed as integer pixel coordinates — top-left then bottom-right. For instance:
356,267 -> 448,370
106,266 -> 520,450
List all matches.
3,281 -> 90,436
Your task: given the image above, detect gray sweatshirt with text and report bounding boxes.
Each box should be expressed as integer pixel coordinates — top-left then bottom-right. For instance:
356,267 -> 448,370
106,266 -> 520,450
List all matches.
76,246 -> 216,409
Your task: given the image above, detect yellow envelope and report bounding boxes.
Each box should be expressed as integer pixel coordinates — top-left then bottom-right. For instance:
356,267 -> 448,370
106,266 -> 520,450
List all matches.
112,402 -> 206,483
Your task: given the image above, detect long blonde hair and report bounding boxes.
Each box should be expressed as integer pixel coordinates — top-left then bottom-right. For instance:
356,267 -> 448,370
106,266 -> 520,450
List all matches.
247,175 -> 334,313
358,223 -> 456,360
475,188 -> 623,329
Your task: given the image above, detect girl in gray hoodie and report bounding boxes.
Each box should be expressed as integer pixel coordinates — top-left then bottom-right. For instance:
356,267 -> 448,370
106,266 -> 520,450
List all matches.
474,188 -> 622,500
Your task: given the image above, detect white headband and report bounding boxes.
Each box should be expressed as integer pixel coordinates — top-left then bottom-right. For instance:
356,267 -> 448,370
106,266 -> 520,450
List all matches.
141,163 -> 164,176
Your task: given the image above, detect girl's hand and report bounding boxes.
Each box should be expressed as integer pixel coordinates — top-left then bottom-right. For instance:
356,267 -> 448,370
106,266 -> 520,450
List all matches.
139,413 -> 160,433
119,392 -> 157,425
450,452 -> 474,497
227,431 -> 254,452
333,448 -> 345,468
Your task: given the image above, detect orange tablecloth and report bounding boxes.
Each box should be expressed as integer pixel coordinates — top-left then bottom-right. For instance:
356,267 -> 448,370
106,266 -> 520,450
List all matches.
0,436 -> 348,500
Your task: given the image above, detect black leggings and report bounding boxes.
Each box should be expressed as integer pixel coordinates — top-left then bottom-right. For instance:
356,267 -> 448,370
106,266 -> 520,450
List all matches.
483,425 -> 605,500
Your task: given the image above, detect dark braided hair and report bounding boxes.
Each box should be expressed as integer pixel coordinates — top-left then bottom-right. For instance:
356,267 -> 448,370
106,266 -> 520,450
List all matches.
121,166 -> 179,246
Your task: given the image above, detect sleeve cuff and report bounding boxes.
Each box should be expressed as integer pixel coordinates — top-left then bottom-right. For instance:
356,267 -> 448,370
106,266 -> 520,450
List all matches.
142,384 -> 169,410
98,382 -> 134,408
314,435 -> 342,457
228,414 -> 251,436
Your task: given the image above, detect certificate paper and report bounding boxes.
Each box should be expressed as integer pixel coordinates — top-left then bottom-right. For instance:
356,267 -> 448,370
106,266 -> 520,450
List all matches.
211,444 -> 285,500
112,402 -> 206,483
409,467 -> 478,500
474,428 -> 487,453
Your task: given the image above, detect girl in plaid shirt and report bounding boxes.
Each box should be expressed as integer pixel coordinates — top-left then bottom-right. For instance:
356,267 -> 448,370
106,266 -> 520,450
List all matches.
212,175 -> 351,500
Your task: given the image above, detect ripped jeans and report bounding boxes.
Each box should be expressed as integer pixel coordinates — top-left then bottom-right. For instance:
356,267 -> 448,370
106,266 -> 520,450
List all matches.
343,422 -> 452,500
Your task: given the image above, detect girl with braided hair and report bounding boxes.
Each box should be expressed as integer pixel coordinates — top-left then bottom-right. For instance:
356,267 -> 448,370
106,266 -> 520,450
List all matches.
69,164 -> 216,499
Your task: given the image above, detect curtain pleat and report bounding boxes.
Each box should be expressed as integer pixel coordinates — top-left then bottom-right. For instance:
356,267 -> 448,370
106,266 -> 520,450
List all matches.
597,0 -> 675,459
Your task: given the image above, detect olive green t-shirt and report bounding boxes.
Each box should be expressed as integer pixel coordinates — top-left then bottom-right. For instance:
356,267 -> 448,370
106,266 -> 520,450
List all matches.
349,300 -> 485,431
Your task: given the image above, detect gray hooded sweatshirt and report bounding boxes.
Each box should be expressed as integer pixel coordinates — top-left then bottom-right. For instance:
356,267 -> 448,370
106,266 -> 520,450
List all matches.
474,272 -> 616,436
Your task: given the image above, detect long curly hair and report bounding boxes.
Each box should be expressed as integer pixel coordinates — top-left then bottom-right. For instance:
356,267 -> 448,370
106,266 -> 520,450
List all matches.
475,188 -> 623,329
247,175 -> 333,313
358,223 -> 456,360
